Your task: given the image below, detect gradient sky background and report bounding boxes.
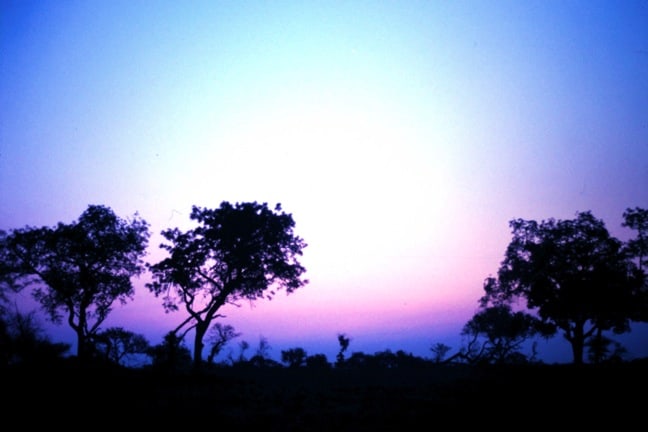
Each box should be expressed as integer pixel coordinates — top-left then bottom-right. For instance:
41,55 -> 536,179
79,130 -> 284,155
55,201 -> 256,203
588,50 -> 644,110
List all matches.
2,1 -> 647,364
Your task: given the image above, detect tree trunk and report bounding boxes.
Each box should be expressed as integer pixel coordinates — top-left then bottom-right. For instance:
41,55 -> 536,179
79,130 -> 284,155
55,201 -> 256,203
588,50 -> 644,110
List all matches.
193,321 -> 208,369
571,323 -> 585,365
76,330 -> 88,363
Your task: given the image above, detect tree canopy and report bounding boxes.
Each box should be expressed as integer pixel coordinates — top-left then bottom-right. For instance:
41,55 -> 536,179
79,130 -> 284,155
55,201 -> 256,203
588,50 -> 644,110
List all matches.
481,210 -> 645,364
0,205 -> 150,361
147,201 -> 308,368
460,302 -> 551,364
622,207 -> 648,272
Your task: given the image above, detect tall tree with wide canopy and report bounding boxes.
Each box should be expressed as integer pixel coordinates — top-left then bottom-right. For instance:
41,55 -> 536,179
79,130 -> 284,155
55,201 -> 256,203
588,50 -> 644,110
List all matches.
482,211 -> 643,364
147,201 -> 308,368
0,205 -> 150,361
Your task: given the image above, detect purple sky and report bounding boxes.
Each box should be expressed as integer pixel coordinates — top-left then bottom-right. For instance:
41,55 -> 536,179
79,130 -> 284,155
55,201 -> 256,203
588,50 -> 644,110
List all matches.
1,1 -> 647,364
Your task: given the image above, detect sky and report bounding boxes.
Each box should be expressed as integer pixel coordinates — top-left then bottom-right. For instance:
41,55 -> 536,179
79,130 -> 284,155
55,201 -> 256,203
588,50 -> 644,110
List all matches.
1,1 -> 647,364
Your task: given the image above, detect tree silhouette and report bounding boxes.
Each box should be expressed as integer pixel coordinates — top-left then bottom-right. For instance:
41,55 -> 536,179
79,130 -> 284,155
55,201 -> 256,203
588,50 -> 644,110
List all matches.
481,210 -> 643,364
94,326 -> 150,367
147,331 -> 192,373
430,343 -> 452,363
229,339 -> 250,365
585,331 -> 627,364
249,335 -> 278,367
281,347 -> 308,368
0,305 -> 70,366
460,302 -> 551,364
336,333 -> 351,367
305,353 -> 330,369
622,207 -> 648,271
0,205 -> 150,362
205,322 -> 240,365
147,201 -> 308,369
622,207 -> 648,323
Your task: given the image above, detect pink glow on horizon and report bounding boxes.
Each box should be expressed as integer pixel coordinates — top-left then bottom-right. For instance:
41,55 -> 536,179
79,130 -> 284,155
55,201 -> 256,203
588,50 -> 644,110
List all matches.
2,1 -> 647,364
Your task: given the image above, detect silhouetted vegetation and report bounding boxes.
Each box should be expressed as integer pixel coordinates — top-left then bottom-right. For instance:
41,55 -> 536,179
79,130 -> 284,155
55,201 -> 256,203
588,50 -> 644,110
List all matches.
0,306 -> 70,366
454,304 -> 552,365
2,204 -> 645,369
336,332 -> 351,367
281,347 -> 308,367
1,205 -> 647,425
2,346 -> 646,427
146,331 -> 192,373
0,205 -> 149,363
146,201 -> 308,369
478,210 -> 647,364
205,322 -> 241,365
93,326 -> 150,367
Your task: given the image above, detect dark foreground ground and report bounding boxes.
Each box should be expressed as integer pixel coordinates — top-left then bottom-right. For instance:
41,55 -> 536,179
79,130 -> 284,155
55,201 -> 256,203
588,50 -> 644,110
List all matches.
4,359 -> 647,429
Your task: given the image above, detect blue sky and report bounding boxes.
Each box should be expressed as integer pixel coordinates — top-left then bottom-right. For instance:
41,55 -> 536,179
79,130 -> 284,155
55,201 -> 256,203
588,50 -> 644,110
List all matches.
1,1 -> 647,363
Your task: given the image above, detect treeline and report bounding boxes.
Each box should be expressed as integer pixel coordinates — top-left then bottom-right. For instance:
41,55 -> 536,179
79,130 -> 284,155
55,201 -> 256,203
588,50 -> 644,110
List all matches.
1,202 -> 646,371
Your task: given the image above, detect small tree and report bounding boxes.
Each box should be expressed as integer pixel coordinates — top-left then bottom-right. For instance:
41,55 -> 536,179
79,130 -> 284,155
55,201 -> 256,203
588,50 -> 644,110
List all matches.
281,347 -> 308,368
461,301 -> 551,365
147,331 -> 192,373
430,343 -> 452,363
586,331 -> 627,364
229,340 -> 250,365
147,201 -> 308,369
305,353 -> 330,369
0,205 -> 150,362
205,322 -> 240,364
336,333 -> 351,367
0,306 -> 70,366
94,327 -> 150,367
249,335 -> 277,367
